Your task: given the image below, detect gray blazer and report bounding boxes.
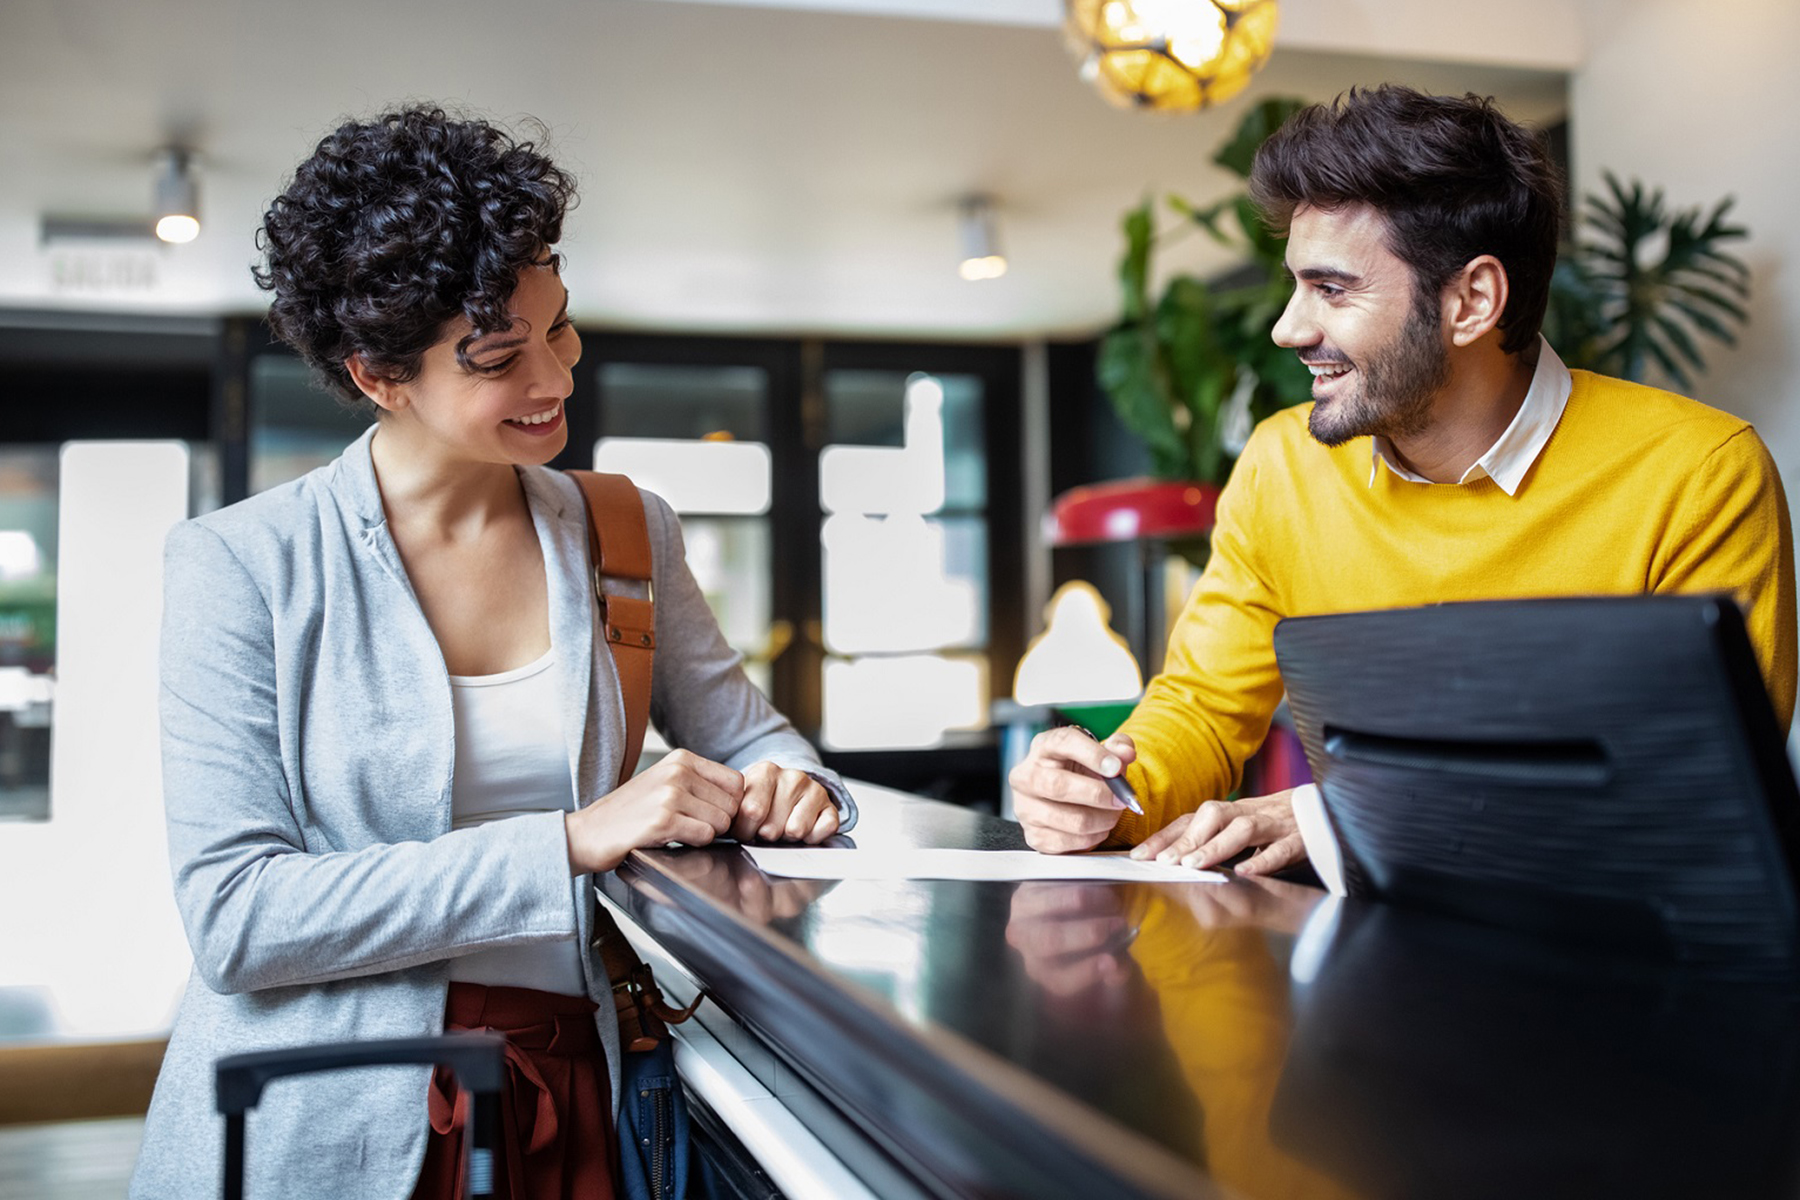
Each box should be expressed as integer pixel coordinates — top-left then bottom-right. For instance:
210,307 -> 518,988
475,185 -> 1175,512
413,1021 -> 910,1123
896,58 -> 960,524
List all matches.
130,426 -> 852,1199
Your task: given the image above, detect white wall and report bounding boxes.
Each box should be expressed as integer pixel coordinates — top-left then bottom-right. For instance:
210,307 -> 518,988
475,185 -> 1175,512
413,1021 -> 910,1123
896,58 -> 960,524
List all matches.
1570,0 -> 1800,512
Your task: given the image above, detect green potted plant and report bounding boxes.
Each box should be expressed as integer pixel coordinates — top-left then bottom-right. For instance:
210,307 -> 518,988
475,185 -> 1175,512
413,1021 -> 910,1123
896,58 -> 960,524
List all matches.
1544,171 -> 1751,389
1067,97 -> 1314,570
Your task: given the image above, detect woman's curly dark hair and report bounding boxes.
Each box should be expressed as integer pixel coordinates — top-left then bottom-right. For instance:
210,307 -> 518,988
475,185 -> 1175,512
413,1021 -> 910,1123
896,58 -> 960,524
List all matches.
254,105 -> 579,413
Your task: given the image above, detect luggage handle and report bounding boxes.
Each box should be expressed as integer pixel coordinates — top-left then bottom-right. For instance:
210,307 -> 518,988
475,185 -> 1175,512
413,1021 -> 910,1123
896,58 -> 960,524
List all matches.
216,1032 -> 507,1200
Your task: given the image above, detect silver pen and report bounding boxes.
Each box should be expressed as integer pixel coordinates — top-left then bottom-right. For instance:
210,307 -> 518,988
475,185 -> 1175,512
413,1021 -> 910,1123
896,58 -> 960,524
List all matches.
1071,724 -> 1144,815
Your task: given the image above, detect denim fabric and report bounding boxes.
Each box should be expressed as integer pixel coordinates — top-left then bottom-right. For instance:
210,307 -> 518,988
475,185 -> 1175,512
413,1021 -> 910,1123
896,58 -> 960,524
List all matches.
617,1040 -> 690,1200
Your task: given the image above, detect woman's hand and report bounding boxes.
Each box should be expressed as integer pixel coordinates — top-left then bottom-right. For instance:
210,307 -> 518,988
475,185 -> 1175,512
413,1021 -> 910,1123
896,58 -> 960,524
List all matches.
565,749 -> 743,874
730,762 -> 838,844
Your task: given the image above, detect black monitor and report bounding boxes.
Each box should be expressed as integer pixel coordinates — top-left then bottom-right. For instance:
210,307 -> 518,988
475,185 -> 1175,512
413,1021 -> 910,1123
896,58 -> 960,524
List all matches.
1273,595 -> 1800,976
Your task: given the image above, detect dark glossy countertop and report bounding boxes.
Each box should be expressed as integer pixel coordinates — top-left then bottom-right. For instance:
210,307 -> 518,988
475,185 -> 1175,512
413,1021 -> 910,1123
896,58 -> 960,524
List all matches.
601,783 -> 1800,1200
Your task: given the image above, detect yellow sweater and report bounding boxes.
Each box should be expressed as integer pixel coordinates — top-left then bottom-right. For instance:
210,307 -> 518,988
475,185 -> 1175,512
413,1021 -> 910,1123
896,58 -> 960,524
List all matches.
1113,370 -> 1797,845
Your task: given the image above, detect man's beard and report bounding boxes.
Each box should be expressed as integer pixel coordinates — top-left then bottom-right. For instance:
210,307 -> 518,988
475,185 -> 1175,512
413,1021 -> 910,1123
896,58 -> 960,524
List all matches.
1307,296 -> 1451,448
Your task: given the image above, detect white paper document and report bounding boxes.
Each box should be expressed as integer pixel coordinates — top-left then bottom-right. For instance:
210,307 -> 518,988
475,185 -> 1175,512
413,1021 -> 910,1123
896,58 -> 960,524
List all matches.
740,845 -> 1225,884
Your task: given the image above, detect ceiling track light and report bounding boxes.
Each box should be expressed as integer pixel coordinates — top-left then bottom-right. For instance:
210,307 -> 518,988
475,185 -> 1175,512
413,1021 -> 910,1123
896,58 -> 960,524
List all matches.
958,194 -> 1007,282
153,148 -> 200,244
38,147 -> 203,247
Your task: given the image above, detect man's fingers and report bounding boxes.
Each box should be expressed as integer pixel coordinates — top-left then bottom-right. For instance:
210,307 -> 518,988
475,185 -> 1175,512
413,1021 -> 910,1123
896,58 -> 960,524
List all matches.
1131,801 -> 1233,860
1235,833 -> 1307,877
1130,812 -> 1193,859
1026,727 -> 1130,780
1013,730 -> 1143,854
1176,810 -> 1265,868
1022,821 -> 1116,855
1012,757 -> 1125,810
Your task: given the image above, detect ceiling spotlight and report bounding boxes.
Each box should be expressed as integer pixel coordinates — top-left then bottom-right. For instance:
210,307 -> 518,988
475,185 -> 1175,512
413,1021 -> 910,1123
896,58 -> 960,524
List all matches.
153,149 -> 200,244
958,195 -> 1007,282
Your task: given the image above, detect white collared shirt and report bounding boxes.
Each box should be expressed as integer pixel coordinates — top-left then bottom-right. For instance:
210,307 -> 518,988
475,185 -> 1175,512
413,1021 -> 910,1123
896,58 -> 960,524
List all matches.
1369,335 -> 1574,494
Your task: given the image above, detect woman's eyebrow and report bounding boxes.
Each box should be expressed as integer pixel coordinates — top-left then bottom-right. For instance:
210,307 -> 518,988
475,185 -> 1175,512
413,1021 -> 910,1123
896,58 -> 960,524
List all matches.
468,332 -> 525,358
469,291 -> 571,358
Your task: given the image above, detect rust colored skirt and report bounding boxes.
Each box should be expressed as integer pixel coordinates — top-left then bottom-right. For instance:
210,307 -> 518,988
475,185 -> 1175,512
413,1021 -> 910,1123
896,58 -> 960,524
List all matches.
412,983 -> 620,1200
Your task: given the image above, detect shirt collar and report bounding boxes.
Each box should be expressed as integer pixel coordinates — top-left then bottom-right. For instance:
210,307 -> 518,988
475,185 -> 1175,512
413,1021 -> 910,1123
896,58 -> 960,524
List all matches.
1368,336 -> 1573,494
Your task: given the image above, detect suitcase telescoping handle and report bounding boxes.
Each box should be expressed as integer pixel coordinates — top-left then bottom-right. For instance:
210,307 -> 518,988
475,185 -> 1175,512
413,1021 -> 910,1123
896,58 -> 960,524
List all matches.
215,1032 -> 508,1200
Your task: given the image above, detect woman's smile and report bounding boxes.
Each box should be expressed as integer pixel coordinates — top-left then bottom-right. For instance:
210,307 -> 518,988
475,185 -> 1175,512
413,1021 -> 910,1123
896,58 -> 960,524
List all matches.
505,402 -> 565,435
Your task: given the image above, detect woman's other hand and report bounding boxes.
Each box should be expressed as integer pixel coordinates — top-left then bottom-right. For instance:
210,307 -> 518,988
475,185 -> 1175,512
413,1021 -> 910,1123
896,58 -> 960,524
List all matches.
731,762 -> 838,844
565,749 -> 742,873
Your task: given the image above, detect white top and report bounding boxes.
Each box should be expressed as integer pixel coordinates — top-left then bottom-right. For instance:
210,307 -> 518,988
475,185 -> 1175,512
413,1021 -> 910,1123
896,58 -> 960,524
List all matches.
1369,336 -> 1575,494
445,648 -> 586,996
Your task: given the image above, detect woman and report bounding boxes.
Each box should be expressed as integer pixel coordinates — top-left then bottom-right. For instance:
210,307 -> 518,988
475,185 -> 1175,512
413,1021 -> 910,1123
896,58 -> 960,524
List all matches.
130,106 -> 854,1200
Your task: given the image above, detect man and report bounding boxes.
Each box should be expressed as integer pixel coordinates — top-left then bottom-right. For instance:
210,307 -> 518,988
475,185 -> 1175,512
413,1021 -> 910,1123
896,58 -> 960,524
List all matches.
1010,85 -> 1796,875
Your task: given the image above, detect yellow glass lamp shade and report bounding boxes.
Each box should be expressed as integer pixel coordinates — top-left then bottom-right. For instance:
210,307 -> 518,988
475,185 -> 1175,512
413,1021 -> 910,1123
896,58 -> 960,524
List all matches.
1014,581 -> 1143,708
1064,0 -> 1279,112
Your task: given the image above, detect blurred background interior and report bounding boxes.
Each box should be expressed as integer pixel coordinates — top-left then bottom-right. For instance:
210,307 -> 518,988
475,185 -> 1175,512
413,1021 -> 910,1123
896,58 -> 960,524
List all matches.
0,0 -> 1796,1191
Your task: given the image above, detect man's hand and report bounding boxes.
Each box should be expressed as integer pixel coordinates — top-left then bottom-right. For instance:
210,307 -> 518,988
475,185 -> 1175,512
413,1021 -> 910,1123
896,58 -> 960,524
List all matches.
731,762 -> 838,844
1128,789 -> 1304,876
1009,728 -> 1137,854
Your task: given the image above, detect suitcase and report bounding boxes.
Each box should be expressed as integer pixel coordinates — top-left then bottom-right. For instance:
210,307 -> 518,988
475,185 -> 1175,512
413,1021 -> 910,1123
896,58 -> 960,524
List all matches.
215,1033 -> 507,1200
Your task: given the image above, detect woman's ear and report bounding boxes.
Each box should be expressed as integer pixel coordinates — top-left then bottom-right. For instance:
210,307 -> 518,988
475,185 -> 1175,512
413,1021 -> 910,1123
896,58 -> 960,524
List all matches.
1444,255 -> 1510,348
344,354 -> 406,415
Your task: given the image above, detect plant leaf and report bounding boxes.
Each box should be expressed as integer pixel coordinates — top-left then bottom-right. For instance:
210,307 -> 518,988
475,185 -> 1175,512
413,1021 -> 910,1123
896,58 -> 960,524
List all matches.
1666,297 -> 1740,346
1119,199 -> 1155,324
1651,311 -> 1705,372
1097,326 -> 1187,476
1642,331 -> 1692,391
1211,97 -> 1308,179
1668,282 -> 1749,323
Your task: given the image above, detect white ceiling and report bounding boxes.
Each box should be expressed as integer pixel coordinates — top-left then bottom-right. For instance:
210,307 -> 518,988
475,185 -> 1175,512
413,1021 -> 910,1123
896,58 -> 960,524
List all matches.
0,0 -> 1572,339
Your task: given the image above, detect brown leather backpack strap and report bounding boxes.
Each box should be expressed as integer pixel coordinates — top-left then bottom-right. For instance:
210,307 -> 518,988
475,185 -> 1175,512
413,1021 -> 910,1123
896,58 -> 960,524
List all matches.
568,470 -> 656,791
568,470 -> 700,1050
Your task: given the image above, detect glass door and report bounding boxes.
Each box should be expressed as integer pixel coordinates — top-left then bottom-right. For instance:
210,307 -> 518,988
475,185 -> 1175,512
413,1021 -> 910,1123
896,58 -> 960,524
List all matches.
592,356 -> 779,696
816,343 -> 1023,752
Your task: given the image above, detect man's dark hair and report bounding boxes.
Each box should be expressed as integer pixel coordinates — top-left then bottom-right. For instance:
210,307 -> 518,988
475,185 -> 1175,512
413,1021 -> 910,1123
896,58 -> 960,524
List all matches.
1249,85 -> 1563,356
254,105 -> 579,413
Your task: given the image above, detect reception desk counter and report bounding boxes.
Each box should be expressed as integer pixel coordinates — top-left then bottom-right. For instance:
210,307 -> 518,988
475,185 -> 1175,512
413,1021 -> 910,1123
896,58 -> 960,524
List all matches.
600,783 -> 1800,1199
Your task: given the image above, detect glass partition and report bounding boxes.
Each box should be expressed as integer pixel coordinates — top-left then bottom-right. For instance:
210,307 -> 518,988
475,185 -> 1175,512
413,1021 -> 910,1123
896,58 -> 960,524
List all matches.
249,355 -> 371,494
0,449 -> 58,821
818,371 -> 991,749
594,362 -> 775,696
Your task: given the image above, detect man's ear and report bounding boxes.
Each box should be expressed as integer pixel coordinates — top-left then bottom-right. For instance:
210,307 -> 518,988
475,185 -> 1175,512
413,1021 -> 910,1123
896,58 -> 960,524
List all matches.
344,354 -> 406,415
1444,255 -> 1510,348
